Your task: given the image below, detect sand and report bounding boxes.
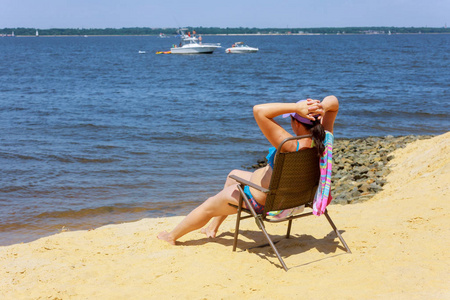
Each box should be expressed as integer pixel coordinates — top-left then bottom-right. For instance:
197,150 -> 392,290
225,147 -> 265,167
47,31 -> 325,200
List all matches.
1,132 -> 449,299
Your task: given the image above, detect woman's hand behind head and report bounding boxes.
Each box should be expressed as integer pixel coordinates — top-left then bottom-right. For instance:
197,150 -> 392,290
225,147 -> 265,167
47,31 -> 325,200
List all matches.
306,99 -> 325,120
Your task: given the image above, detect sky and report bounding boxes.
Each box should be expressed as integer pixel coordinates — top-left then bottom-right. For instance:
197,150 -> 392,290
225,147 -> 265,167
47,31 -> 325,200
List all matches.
1,0 -> 448,29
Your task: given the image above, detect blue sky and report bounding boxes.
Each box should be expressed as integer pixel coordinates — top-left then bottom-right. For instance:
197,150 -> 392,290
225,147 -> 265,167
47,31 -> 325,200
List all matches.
1,0 -> 448,29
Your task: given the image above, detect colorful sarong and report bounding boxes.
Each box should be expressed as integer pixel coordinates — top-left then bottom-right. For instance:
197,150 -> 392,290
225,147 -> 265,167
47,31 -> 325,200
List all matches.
312,131 -> 334,216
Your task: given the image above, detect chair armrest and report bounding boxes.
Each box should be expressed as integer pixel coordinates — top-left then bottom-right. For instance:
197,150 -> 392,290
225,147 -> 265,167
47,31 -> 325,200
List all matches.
229,174 -> 269,193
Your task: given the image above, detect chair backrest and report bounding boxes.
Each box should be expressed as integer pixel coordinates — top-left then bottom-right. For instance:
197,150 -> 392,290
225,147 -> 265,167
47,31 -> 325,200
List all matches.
263,135 -> 320,214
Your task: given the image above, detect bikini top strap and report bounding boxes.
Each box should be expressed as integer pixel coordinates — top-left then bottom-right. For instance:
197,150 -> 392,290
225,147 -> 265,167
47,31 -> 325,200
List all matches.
295,139 -> 315,152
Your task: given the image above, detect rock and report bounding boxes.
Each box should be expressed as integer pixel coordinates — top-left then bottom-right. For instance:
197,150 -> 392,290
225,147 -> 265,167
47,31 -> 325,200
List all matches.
357,166 -> 370,174
350,187 -> 361,198
358,183 -> 371,193
369,183 -> 383,192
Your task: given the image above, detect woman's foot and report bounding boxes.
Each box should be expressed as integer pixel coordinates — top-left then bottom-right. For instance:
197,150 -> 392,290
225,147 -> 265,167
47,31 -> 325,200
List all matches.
157,231 -> 176,245
200,226 -> 217,238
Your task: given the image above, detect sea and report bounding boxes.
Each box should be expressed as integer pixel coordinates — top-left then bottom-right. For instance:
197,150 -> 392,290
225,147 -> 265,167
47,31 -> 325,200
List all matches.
1,34 -> 449,245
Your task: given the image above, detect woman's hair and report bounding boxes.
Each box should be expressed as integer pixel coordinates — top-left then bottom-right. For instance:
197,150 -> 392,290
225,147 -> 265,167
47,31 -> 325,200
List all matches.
293,117 -> 325,157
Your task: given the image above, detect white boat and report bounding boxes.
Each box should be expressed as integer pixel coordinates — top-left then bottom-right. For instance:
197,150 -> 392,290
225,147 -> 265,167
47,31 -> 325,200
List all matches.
225,42 -> 258,54
170,29 -> 220,54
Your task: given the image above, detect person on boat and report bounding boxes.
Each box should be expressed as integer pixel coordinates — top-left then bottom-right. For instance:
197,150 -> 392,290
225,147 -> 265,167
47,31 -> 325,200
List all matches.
157,95 -> 339,245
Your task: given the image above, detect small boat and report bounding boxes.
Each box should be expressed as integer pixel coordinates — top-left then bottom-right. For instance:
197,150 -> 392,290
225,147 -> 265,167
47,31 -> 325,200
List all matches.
170,28 -> 220,54
225,42 -> 258,54
138,50 -> 146,54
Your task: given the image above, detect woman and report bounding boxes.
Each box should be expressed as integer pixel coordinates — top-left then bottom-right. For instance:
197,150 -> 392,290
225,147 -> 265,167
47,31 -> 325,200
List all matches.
157,95 -> 339,245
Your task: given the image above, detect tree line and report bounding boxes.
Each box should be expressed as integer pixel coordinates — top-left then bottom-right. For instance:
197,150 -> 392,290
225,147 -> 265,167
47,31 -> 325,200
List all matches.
1,26 -> 449,36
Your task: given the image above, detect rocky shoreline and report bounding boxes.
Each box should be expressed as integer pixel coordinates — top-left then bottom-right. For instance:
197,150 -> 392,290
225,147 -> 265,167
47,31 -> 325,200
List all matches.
252,135 -> 433,205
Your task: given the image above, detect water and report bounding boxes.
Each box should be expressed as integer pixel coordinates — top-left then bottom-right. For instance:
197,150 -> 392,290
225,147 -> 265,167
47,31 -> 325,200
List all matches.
1,34 -> 449,245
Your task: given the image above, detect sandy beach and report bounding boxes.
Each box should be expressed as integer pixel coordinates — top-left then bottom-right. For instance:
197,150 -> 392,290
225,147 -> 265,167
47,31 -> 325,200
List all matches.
1,132 -> 449,299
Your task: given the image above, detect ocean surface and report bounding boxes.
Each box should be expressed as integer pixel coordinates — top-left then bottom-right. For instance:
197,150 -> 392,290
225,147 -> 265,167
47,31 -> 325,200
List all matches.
1,34 -> 449,245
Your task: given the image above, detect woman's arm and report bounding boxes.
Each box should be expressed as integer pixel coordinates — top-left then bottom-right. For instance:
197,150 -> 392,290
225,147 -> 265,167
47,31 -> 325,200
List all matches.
253,96 -> 339,150
308,95 -> 339,133
253,101 -> 313,151
320,95 -> 339,133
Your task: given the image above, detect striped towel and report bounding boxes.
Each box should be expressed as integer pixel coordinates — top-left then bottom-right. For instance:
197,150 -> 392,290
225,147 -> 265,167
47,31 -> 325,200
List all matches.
313,131 -> 334,216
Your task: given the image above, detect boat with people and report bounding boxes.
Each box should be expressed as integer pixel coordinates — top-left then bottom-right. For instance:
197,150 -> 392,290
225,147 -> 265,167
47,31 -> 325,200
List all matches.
170,29 -> 221,54
225,42 -> 259,54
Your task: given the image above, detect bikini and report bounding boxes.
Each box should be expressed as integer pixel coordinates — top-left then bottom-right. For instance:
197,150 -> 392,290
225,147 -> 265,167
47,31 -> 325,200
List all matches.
244,141 -> 305,214
243,186 -> 265,214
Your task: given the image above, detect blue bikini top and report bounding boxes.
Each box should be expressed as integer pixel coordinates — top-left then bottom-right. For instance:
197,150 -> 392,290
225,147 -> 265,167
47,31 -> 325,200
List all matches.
266,141 -> 301,169
266,139 -> 316,168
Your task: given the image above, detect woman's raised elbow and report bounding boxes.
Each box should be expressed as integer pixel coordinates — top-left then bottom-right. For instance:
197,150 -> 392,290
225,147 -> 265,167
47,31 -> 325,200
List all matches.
323,95 -> 339,112
325,95 -> 338,103
253,104 -> 263,118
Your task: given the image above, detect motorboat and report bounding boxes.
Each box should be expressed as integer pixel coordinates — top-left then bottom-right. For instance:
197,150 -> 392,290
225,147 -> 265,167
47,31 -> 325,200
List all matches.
170,29 -> 221,54
225,42 -> 259,54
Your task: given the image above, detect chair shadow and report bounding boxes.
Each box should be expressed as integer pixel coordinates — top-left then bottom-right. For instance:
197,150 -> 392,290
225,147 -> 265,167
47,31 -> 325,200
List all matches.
178,229 -> 349,270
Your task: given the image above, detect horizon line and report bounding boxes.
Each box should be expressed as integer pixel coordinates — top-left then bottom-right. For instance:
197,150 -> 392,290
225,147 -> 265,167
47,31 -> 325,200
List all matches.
1,25 -> 448,30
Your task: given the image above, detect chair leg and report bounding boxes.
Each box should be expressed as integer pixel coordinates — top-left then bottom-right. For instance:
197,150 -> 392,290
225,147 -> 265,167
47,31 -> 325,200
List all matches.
232,195 -> 243,252
286,219 -> 292,239
257,218 -> 289,271
233,184 -> 261,250
324,210 -> 352,253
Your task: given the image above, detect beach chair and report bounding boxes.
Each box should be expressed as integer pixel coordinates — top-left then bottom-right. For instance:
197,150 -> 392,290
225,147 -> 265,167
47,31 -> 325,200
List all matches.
229,135 -> 351,271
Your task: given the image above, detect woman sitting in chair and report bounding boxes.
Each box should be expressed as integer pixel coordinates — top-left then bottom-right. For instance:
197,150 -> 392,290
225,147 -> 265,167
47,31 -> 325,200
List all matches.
157,95 -> 339,245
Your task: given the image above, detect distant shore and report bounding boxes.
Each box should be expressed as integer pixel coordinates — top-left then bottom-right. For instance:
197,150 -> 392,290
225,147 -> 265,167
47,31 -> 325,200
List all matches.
3,26 -> 449,37
5,32 -> 450,38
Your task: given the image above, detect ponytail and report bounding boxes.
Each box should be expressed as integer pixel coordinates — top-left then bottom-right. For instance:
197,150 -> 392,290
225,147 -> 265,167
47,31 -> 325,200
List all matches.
292,116 -> 326,157
304,119 -> 325,157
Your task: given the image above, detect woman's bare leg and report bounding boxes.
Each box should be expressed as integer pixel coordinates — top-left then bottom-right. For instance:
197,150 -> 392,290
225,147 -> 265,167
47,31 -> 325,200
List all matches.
200,215 -> 227,238
157,184 -> 242,245
201,169 -> 253,238
223,169 -> 253,188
